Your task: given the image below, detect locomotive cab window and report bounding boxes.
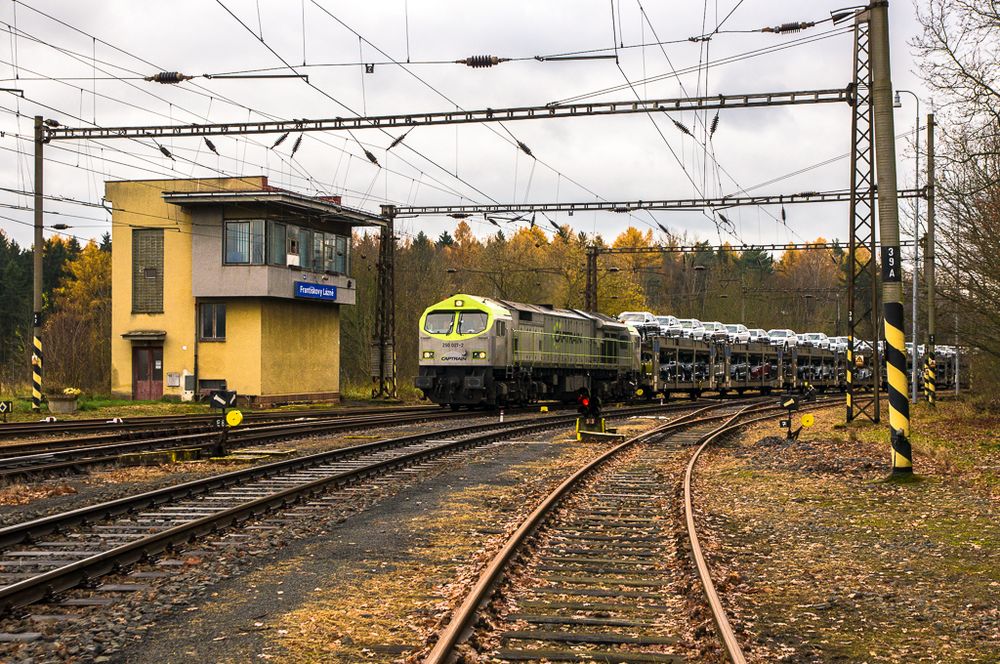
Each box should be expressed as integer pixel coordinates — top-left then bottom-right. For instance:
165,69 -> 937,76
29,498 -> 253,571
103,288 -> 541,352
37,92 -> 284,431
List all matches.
458,311 -> 488,335
496,321 -> 506,337
424,311 -> 456,334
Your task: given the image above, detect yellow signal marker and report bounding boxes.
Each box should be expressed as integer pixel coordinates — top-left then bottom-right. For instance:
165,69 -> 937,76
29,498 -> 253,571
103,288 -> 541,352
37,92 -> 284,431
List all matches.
801,413 -> 815,428
226,409 -> 244,427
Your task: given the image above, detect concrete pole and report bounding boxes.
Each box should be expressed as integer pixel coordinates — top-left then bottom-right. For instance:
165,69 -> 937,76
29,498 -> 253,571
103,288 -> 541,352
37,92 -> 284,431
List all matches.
910,98 -> 920,403
31,116 -> 44,412
870,1 -> 912,473
924,113 -> 936,404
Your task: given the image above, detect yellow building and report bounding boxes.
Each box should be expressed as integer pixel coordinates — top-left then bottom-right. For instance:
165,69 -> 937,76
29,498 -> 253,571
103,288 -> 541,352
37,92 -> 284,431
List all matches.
108,176 -> 383,405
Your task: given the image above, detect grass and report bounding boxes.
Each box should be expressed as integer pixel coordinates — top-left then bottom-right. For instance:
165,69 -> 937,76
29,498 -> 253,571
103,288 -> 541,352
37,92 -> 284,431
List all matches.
798,396 -> 1000,491
699,395 -> 1000,662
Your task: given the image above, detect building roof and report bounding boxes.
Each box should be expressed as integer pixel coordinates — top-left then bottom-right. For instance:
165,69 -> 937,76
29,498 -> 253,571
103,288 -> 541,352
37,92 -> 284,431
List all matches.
161,189 -> 386,227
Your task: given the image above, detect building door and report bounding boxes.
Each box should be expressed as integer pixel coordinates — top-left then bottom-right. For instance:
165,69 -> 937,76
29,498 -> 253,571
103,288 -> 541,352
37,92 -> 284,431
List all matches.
133,346 -> 163,400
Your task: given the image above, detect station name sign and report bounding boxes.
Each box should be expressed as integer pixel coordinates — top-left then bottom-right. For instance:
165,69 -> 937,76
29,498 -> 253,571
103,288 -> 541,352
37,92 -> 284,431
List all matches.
294,281 -> 338,302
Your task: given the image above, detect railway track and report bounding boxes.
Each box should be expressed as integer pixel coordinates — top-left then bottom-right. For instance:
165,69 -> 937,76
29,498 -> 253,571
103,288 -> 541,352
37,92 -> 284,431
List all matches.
0,403 -> 441,440
424,396 -> 841,663
0,399 -> 725,480
0,400 -> 695,615
0,407 -> 481,480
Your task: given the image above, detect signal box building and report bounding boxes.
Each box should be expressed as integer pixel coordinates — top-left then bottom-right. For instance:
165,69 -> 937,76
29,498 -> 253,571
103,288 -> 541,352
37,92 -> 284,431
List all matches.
108,176 -> 383,404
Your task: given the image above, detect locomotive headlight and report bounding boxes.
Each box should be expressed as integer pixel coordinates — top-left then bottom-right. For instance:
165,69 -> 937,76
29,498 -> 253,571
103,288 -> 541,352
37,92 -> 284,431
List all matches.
472,351 -> 487,360
422,350 -> 434,359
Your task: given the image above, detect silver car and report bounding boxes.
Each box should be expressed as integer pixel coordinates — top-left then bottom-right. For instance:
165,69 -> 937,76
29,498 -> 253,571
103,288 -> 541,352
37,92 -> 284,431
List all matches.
655,315 -> 679,336
676,318 -> 706,340
767,328 -> 799,348
829,336 -> 849,352
799,332 -> 831,350
724,323 -> 751,344
702,321 -> 729,341
748,328 -> 769,343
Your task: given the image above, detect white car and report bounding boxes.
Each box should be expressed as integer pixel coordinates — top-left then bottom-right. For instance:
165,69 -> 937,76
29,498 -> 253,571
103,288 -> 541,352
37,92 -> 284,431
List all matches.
655,315 -> 679,336
829,336 -> 849,352
676,318 -> 706,340
767,328 -> 799,348
702,321 -> 729,342
663,318 -> 686,337
618,311 -> 659,336
724,323 -> 751,344
748,328 -> 769,343
799,332 -> 831,350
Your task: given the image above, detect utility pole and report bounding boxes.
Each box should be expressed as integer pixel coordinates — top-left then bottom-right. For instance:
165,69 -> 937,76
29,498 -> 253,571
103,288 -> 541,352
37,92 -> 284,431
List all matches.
894,89 -> 921,404
870,1 -> 912,474
846,10 -> 880,424
584,246 -> 598,312
31,116 -> 44,412
924,112 -> 936,404
373,207 -> 397,399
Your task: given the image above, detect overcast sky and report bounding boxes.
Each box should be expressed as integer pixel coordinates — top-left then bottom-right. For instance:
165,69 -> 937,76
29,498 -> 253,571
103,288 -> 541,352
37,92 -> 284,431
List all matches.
0,0 -> 933,251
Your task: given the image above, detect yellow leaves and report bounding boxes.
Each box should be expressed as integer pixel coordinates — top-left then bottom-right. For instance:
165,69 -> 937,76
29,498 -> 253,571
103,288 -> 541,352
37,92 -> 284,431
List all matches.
52,241 -> 111,315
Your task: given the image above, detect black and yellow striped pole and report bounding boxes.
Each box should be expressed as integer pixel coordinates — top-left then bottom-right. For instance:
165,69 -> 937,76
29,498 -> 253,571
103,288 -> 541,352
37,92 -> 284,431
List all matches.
31,115 -> 44,412
845,329 -> 853,418
924,354 -> 936,405
924,112 -> 937,406
870,2 -> 912,474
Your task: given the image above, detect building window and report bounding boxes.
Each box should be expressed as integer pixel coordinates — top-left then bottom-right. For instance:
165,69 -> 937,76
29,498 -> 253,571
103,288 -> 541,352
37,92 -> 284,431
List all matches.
200,302 -> 226,340
299,227 -> 313,269
336,235 -> 348,274
324,234 -> 337,273
268,221 -> 286,266
132,228 -> 164,313
225,220 -> 265,264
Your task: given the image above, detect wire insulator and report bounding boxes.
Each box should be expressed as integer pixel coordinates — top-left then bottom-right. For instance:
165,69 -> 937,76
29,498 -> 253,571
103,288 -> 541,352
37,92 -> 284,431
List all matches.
671,119 -> 691,136
158,145 -> 174,160
762,21 -> 815,34
291,134 -> 303,157
388,128 -> 412,150
204,138 -> 219,155
364,149 -> 380,167
517,141 -> 534,158
456,55 -> 506,68
710,113 -> 720,137
530,213 -> 536,229
271,132 -> 289,149
145,72 -> 193,84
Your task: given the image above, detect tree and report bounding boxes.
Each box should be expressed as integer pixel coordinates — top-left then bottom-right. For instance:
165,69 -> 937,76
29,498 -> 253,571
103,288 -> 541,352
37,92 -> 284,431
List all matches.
42,242 -> 111,391
436,230 -> 454,248
913,0 -> 1000,393
0,231 -> 31,390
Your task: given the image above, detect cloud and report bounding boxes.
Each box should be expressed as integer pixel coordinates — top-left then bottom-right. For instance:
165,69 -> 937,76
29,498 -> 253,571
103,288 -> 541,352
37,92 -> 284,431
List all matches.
0,0 -> 933,252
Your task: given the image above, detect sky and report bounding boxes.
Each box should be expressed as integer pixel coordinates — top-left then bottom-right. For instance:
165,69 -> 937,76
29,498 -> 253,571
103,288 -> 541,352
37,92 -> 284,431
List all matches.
0,0 -> 934,251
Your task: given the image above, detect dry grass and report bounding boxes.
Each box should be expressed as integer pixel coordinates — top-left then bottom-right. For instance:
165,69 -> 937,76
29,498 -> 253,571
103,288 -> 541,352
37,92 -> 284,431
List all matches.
696,396 -> 1000,662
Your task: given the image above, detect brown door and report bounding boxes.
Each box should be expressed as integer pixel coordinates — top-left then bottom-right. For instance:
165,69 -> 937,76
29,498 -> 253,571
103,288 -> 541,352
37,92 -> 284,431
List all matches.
132,346 -> 163,400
